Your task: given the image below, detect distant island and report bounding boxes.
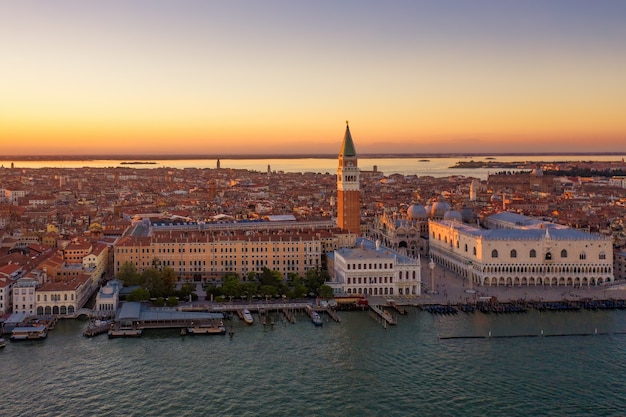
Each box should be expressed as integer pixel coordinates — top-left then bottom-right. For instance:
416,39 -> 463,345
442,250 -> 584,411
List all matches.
120,161 -> 157,165
1,152 -> 625,162
451,160 -> 524,169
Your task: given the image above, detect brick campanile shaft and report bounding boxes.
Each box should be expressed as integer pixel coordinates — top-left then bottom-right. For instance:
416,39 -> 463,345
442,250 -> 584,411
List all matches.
337,121 -> 361,235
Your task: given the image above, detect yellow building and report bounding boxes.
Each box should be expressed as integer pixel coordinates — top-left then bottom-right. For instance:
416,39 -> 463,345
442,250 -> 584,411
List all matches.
114,224 -> 355,281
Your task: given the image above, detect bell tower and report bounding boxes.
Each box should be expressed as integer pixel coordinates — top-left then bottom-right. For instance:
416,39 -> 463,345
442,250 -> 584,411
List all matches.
337,121 -> 361,235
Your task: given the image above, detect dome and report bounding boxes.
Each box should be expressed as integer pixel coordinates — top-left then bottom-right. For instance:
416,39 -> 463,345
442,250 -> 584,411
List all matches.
407,204 -> 427,220
443,210 -> 462,222
430,200 -> 450,218
460,206 -> 474,223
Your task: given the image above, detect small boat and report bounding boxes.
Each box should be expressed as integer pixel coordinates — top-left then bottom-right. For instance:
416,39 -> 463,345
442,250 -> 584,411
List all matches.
418,159 -> 430,162
242,309 -> 254,325
187,321 -> 226,336
311,311 -> 323,326
108,326 -> 143,338
0,337 -> 6,348
11,325 -> 48,341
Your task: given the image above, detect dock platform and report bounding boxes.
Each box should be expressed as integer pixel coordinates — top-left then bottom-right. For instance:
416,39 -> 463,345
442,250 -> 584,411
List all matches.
369,305 -> 397,325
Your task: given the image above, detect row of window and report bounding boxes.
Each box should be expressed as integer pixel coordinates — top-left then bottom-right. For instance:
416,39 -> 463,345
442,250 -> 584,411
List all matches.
347,262 -> 392,270
119,245 -> 318,254
36,293 -> 75,302
490,249 -> 606,260
348,276 -> 394,284
434,232 -> 607,261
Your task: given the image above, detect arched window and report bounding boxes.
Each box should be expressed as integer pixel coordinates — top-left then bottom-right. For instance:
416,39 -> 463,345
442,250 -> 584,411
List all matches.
473,247 -> 476,256
599,252 -> 606,260
561,249 -> 568,258
530,249 -> 536,258
491,249 -> 498,258
545,252 -> 552,260
510,249 -> 517,258
579,252 -> 586,260
464,244 -> 468,252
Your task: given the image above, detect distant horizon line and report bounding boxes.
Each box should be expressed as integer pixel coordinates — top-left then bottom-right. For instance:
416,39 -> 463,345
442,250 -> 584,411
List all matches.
1,151 -> 626,161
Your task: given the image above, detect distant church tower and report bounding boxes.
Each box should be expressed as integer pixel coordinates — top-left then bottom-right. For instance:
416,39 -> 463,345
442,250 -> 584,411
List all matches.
337,121 -> 361,235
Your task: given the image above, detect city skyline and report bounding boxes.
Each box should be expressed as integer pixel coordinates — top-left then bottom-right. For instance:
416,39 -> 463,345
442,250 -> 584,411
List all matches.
2,0 -> 625,156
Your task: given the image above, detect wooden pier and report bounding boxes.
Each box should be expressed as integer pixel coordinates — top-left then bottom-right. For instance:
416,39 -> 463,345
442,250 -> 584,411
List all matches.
387,300 -> 407,315
324,308 -> 341,323
282,309 -> 296,323
369,305 -> 397,325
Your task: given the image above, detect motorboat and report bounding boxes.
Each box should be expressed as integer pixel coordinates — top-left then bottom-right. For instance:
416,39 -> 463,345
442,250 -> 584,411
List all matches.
242,309 -> 254,325
311,311 -> 323,326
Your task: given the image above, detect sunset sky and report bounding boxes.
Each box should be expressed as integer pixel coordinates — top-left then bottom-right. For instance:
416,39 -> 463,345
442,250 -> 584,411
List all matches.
1,1 -> 625,156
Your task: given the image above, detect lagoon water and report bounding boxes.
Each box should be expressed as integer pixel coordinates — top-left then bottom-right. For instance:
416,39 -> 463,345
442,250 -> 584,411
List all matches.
3,154 -> 626,416
2,309 -> 626,417
4,154 -> 626,180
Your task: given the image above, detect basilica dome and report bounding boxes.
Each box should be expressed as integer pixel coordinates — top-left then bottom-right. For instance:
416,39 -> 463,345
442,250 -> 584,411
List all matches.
443,209 -> 463,222
430,200 -> 450,219
407,204 -> 427,220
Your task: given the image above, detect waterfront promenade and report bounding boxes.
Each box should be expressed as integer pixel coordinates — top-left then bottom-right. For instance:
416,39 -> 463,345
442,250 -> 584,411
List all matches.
385,261 -> 626,307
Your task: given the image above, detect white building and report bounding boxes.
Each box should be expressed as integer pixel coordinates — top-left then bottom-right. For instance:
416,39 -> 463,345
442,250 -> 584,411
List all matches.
36,273 -> 92,316
12,277 -> 38,315
327,238 -> 421,297
94,280 -> 122,317
429,212 -> 614,287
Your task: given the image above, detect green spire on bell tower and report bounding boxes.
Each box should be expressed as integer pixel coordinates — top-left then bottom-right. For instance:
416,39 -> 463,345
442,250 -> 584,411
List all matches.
339,120 -> 357,157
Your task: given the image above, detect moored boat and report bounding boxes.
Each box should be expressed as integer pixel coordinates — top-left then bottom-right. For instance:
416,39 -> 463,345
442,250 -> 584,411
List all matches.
0,337 -> 6,348
108,326 -> 143,338
187,321 -> 226,335
242,309 -> 254,325
11,325 -> 48,341
311,311 -> 323,326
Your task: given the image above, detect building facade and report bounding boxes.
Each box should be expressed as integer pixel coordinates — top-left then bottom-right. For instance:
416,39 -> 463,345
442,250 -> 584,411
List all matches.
337,122 -> 361,235
429,212 -> 614,287
114,222 -> 356,280
12,277 -> 37,315
327,238 -> 421,297
36,274 -> 92,316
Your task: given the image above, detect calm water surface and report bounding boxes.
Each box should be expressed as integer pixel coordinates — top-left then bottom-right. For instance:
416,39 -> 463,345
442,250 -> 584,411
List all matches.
2,309 -> 626,417
4,155 -> 626,180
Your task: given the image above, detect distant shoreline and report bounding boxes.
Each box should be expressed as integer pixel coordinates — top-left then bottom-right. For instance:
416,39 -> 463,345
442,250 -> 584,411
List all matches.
1,152 -> 625,162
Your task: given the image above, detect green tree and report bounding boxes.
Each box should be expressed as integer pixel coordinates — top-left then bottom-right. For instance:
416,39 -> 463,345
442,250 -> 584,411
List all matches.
305,268 -> 324,295
221,274 -> 242,297
127,287 -> 150,301
287,275 -> 308,299
260,267 -> 282,287
318,284 -> 334,299
260,284 -> 277,297
177,283 -> 196,301
166,296 -> 179,306
241,281 -> 259,301
204,283 -> 223,298
162,267 -> 177,295
117,262 -> 142,286
142,268 -> 165,297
